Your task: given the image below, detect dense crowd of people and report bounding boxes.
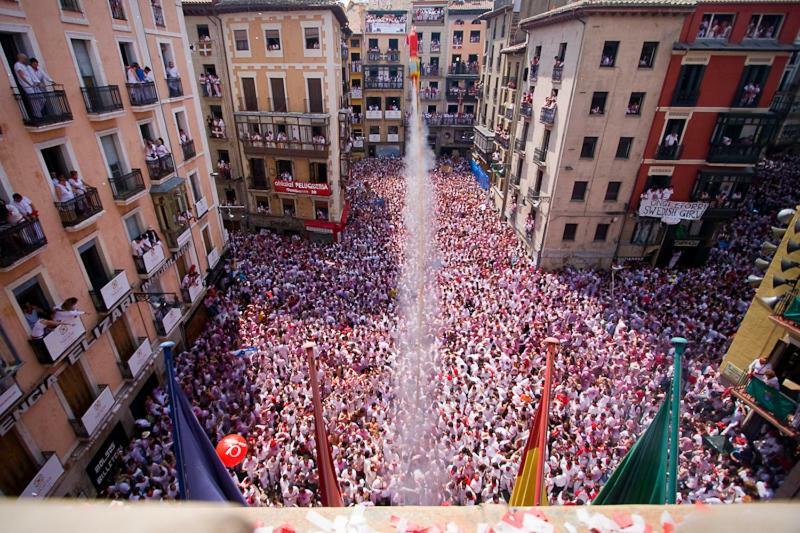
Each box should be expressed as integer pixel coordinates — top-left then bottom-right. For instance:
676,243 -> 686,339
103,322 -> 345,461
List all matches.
102,154 -> 800,506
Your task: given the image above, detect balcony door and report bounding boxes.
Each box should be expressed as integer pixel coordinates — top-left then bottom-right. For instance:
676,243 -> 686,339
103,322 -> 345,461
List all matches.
307,78 -> 323,113
101,134 -> 124,179
242,77 -> 257,111
59,362 -> 95,421
0,430 -> 38,496
270,77 -> 287,112
109,318 -> 136,362
250,158 -> 267,187
71,39 -> 99,87
78,240 -> 110,293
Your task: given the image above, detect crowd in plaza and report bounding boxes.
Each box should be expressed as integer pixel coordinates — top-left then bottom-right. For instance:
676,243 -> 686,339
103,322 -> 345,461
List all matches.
102,154 -> 800,506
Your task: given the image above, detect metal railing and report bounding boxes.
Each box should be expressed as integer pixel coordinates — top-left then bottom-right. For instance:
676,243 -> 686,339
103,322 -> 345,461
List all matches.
181,140 -> 196,161
54,187 -> 103,228
421,65 -> 440,77
351,61 -> 362,73
552,65 -> 563,82
533,147 -> 546,163
126,81 -> 158,106
248,176 -> 270,190
13,85 -> 73,127
413,11 -> 444,24
166,77 -> 183,98
496,136 -> 509,150
81,85 -> 123,114
514,137 -> 525,151
420,91 -> 441,101
707,143 -> 763,164
503,76 -> 518,88
241,137 -> 329,155
655,143 -> 682,160
367,51 -> 382,62
364,78 -> 404,90
430,43 -> 440,53
529,64 -> 539,82
386,50 -> 400,62
424,115 -> 474,126
109,169 -> 145,201
520,102 -> 532,118
448,63 -> 479,75
539,106 -> 556,125
146,154 -> 175,181
770,91 -> 793,115
197,39 -> 213,56
0,218 -> 46,267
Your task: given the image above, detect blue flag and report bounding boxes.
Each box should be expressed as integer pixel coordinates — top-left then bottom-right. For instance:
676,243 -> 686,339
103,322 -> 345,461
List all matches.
163,343 -> 246,505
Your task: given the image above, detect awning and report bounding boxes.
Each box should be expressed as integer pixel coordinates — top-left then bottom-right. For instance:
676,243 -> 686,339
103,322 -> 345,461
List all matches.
149,176 -> 185,194
501,42 -> 527,55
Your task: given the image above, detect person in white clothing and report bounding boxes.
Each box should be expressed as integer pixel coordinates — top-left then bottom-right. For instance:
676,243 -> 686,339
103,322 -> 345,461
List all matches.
55,176 -> 75,202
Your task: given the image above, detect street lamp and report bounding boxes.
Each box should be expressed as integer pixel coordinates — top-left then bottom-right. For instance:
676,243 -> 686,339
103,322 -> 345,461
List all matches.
611,263 -> 627,299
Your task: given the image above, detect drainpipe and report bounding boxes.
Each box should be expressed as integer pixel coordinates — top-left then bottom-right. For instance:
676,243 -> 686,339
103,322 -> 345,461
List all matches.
499,33 -> 528,225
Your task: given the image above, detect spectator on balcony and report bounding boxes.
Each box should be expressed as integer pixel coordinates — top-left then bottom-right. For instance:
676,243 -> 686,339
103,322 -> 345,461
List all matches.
531,56 -> 540,74
144,67 -> 154,83
179,129 -> 190,146
208,73 -> 222,97
276,130 -> 287,143
155,138 -> 170,157
131,235 -> 152,257
626,101 -> 640,115
217,159 -> 231,179
251,131 -> 263,147
280,171 -> 293,182
30,309 -> 62,340
553,56 -> 564,69
29,58 -> 53,92
663,131 -> 679,150
10,193 -> 36,219
199,72 -> 209,97
212,117 -> 226,138
1,201 -> 24,226
54,297 -> 85,323
740,82 -> 760,107
166,61 -> 181,97
67,170 -> 88,197
182,264 -> 201,291
177,210 -> 195,226
14,54 -> 43,118
312,134 -> 326,146
54,175 -> 76,203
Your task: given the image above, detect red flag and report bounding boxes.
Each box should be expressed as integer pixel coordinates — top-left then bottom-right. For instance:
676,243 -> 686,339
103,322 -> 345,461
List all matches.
305,344 -> 343,506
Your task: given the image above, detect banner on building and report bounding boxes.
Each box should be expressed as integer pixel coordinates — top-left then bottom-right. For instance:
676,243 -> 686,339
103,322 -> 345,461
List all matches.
274,180 -> 332,196
638,199 -> 708,225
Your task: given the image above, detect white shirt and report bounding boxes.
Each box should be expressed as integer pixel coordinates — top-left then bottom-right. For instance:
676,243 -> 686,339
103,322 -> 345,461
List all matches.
5,204 -> 24,224
166,66 -> 179,79
55,182 -> 75,202
14,61 -> 34,91
11,196 -> 33,216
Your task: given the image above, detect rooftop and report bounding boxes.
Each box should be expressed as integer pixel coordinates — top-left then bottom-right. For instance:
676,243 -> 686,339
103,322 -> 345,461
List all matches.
183,0 -> 349,25
520,0 -> 695,28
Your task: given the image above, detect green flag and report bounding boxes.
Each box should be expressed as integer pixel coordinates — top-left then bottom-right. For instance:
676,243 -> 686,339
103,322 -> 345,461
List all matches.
593,389 -> 671,505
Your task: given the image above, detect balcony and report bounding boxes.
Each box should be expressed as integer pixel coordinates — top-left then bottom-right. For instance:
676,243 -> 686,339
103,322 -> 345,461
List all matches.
81,85 -> 123,115
150,293 -> 184,337
152,4 -> 165,27
55,187 -> 103,229
182,281 -> 205,305
367,51 -> 382,62
369,133 -> 381,142
539,106 -> 556,125
365,20 -> 406,34
707,143 -> 764,164
655,143 -> 682,160
126,81 -> 158,107
20,453 -> 64,499
504,107 -> 513,120
146,154 -> 175,181
351,114 -> 363,124
496,136 -> 509,150
241,138 -> 329,158
366,109 -> 383,119
514,137 -> 525,152
671,90 -> 699,106
529,64 -> 538,83
552,65 -> 563,82
0,218 -> 46,270
70,386 -> 115,438
533,147 -> 547,163
502,76 -> 517,88
166,77 -> 183,98
420,91 -> 440,101
163,222 -> 190,251
133,242 -> 166,277
386,50 -> 400,63
0,373 -> 23,416
430,42 -> 441,53
447,89 -> 477,102
351,88 -> 362,99
30,319 -> 86,365
770,91 -> 793,115
387,133 -> 400,142
448,63 -> 479,76
88,270 -> 132,312
364,78 -> 404,90
123,337 -> 153,379
109,169 -> 145,203
413,11 -> 444,25
350,61 -> 362,73
731,376 -> 798,439
192,197 -> 207,219
207,247 -> 220,268
181,139 -> 196,161
13,85 -> 73,129
385,109 -> 402,120
196,39 -> 212,56
425,115 -> 474,126
421,65 -> 440,77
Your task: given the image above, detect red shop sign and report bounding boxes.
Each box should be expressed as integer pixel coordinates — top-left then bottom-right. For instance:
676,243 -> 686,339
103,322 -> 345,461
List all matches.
274,180 -> 332,196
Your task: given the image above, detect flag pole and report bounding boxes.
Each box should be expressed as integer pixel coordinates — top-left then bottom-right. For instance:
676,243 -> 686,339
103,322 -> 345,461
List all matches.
667,337 -> 687,504
533,336 -> 560,505
162,341 -> 187,500
305,341 -> 344,507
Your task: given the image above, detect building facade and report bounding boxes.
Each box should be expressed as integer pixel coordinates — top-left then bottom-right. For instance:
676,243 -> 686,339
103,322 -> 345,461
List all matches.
214,0 -> 352,241
513,0 -> 692,270
617,1 -> 800,267
183,2 -> 248,231
0,0 -> 225,498
719,206 -> 800,498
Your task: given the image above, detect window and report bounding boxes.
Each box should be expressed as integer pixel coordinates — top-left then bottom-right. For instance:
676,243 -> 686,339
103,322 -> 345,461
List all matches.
197,25 -> 210,40
590,92 -> 607,115
600,41 -> 619,67
453,31 -> 464,46
124,212 -> 144,241
13,276 -> 53,331
557,43 -> 567,62
745,14 -> 783,39
305,27 -> 320,50
594,224 -> 609,242
265,29 -> 281,51
470,30 -> 480,43
0,430 -> 39,496
242,77 -> 258,111
71,38 -> 100,87
315,201 -> 329,221
696,13 -> 735,41
631,219 -> 662,245
626,92 -> 644,115
580,137 -> 598,158
733,65 -> 770,107
388,38 -> 398,51
616,137 -> 633,159
189,172 -> 203,202
645,174 -> 671,191
234,29 -> 249,51
672,65 -> 705,106
307,78 -> 323,113
350,38 -> 359,48
282,198 -> 295,217
563,223 -> 577,241
605,181 -> 621,202
571,181 -> 588,201
100,133 -> 127,179
276,159 -> 293,179
310,162 -> 327,184
78,239 -> 110,292
639,42 -> 658,68
692,171 -> 752,207
201,225 -> 213,255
